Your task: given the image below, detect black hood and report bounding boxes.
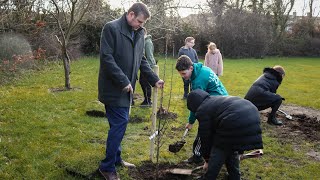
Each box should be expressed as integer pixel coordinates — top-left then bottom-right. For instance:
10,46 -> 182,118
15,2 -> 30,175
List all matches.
187,89 -> 210,112
263,67 -> 283,84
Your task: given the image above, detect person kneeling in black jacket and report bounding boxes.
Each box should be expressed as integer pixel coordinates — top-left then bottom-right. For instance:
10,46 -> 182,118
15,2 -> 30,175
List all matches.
187,89 -> 263,180
244,65 -> 286,125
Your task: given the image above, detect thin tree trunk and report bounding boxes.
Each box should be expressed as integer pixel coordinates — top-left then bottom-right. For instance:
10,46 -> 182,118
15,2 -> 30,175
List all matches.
61,45 -> 71,89
55,35 -> 71,89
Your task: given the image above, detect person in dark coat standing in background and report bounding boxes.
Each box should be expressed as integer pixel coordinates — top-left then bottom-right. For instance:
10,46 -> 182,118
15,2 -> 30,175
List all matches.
178,37 -> 199,99
187,89 -> 263,180
139,27 -> 156,107
98,3 -> 164,180
245,65 -> 286,126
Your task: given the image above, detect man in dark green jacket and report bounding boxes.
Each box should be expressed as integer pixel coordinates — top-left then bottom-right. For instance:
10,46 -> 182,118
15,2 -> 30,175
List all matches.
176,55 -> 228,164
98,3 -> 164,180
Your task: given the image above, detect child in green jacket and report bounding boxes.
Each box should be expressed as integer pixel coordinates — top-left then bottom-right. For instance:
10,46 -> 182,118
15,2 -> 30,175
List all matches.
175,55 -> 228,163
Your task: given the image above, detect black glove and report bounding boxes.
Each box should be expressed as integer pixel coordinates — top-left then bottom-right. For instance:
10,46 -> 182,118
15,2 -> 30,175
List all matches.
281,97 -> 285,101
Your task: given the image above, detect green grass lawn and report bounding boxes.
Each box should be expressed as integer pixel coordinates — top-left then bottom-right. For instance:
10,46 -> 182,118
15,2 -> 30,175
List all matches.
0,57 -> 319,179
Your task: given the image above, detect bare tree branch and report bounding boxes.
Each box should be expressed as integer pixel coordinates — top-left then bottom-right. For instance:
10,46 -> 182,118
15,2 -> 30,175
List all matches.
69,0 -> 93,34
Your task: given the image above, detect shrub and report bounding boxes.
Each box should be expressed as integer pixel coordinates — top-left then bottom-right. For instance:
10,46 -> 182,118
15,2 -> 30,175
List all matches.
0,54 -> 34,85
215,10 -> 273,58
0,33 -> 32,61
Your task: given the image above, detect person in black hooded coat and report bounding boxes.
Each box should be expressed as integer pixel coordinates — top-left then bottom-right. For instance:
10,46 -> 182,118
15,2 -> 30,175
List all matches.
244,66 -> 286,125
187,89 -> 263,180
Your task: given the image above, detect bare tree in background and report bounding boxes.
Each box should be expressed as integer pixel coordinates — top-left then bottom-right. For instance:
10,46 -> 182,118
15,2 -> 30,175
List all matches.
207,0 -> 226,25
49,0 -> 93,89
271,0 -> 295,39
309,0 -> 320,17
80,1 -> 122,55
235,0 -> 246,10
0,0 -> 43,33
141,0 -> 181,54
307,0 -> 316,37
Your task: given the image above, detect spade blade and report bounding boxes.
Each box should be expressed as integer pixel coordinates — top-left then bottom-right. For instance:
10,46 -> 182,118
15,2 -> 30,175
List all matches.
169,140 -> 186,153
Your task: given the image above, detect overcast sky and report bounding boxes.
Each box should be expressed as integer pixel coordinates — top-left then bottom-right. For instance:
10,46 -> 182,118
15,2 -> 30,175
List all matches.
107,0 -> 320,17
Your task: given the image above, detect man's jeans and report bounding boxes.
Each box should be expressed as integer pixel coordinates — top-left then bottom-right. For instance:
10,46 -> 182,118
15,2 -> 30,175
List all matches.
99,106 -> 129,172
204,146 -> 240,180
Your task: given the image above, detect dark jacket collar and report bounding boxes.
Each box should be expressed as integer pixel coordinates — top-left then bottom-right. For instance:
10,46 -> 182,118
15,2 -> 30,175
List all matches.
119,13 -> 144,42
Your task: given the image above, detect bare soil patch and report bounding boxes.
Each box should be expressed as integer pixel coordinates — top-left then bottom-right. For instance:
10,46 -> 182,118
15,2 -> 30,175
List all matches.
157,107 -> 178,120
129,115 -> 146,123
48,87 -> 82,92
261,104 -> 320,142
261,104 -> 320,162
86,110 -> 105,117
128,161 -> 205,180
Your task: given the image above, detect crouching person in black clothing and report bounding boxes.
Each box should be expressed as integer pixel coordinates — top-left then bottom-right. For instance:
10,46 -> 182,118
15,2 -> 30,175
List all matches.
245,65 -> 286,125
187,89 -> 263,180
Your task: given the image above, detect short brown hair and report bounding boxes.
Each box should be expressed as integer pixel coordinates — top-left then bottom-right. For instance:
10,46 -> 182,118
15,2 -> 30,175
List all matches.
176,55 -> 193,71
128,2 -> 150,19
185,37 -> 195,44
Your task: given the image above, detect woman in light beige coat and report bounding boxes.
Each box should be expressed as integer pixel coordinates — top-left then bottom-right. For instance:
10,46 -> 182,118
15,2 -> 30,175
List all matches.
204,42 -> 223,76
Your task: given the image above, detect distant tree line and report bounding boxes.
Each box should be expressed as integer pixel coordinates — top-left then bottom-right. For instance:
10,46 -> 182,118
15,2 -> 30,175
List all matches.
1,0 -> 319,63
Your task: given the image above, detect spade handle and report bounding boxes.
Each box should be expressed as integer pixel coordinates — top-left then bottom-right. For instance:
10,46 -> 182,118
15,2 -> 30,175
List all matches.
182,129 -> 189,141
